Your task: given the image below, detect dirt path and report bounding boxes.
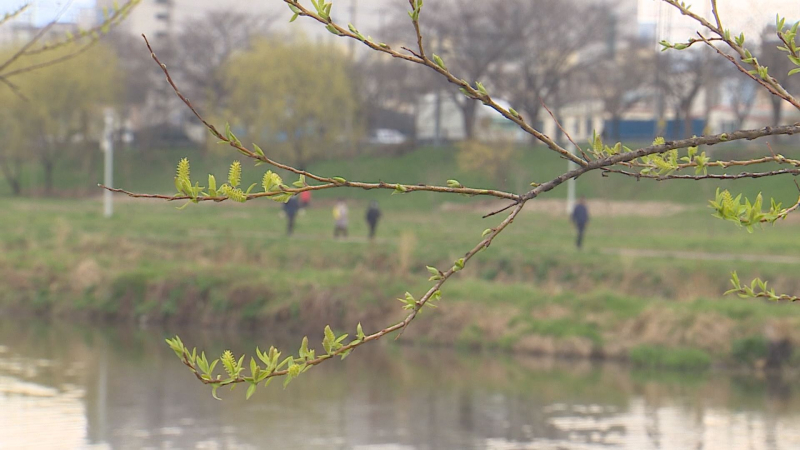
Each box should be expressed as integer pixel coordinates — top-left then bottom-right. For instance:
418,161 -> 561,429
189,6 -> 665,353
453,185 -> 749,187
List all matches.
602,247 -> 800,265
442,198 -> 689,217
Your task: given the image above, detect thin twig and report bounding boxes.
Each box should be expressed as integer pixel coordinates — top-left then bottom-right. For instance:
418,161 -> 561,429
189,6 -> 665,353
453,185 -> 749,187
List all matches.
279,0 -> 588,167
0,76 -> 28,101
138,36 -> 520,202
1,40 -> 97,79
0,0 -> 73,75
176,200 -> 527,386
539,97 -> 589,161
710,0 -> 723,31
602,167 -> 800,181
482,201 -> 519,219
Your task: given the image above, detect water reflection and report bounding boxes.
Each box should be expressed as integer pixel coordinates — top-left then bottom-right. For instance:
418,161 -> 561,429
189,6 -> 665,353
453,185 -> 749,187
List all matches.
1,319 -> 799,449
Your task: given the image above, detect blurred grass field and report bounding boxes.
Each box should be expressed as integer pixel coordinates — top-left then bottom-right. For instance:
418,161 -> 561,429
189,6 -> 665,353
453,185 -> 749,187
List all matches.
3,141 -> 800,365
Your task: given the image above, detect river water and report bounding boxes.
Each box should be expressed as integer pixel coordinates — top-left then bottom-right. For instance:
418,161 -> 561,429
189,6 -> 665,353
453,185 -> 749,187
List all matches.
1,318 -> 799,450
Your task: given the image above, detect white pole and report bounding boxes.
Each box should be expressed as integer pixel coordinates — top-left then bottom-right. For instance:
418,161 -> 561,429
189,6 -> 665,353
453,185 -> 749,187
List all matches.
565,116 -> 577,214
102,110 -> 114,218
566,145 -> 577,214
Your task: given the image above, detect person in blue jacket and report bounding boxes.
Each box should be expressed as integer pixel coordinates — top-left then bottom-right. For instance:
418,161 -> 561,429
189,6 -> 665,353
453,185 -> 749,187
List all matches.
283,195 -> 300,236
571,197 -> 590,249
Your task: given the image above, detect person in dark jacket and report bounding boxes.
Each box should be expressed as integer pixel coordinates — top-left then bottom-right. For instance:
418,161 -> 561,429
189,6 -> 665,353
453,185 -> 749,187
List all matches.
283,195 -> 300,236
365,200 -> 381,239
571,197 -> 589,249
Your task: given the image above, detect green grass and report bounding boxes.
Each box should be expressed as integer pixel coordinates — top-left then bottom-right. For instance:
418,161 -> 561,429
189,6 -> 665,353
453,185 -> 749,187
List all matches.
3,142 -> 800,363
5,141 -> 800,208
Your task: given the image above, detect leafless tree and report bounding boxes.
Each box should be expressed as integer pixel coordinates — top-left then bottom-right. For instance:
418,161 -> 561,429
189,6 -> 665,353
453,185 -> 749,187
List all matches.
759,25 -> 800,137
415,0 -> 523,139
659,47 -> 726,138
724,67 -> 758,130
172,11 -> 273,112
495,0 -> 607,139
589,38 -> 656,141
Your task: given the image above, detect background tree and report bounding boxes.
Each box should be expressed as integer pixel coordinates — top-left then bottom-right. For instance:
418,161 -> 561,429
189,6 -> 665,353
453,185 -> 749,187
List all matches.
759,24 -> 800,139
224,39 -> 358,170
414,0 -> 521,139
590,38 -> 656,141
659,47 -> 726,138
723,67 -> 758,130
0,44 -> 119,195
172,11 -> 273,115
496,0 -> 605,138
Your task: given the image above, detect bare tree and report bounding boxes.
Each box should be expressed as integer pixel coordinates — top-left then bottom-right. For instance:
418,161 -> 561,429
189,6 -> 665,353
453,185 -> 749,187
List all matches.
590,38 -> 656,141
724,67 -> 758,130
495,0 -> 606,139
759,25 -> 800,138
172,11 -> 273,113
414,0 -> 522,139
659,47 -> 726,138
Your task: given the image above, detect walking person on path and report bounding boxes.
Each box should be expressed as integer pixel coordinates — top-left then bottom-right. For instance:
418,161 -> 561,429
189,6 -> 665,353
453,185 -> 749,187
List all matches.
283,195 -> 300,236
365,200 -> 381,240
333,199 -> 349,238
571,197 -> 590,249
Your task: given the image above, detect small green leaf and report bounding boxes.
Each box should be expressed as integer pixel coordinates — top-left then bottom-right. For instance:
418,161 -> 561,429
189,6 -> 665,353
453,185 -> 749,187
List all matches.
292,175 -> 307,188
246,383 -> 257,399
482,228 -> 492,237
432,54 -> 447,71
356,323 -> 365,340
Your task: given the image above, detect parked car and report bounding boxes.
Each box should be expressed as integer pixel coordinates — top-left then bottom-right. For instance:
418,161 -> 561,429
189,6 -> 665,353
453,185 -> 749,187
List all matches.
368,128 -> 407,145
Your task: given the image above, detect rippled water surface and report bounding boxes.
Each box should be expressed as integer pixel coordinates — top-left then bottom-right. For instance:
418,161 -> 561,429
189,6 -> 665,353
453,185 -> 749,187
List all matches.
2,319 -> 800,450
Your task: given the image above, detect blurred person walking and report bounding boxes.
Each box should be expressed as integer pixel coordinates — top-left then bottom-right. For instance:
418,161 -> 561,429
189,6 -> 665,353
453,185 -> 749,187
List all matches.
365,201 -> 382,240
333,199 -> 349,238
300,190 -> 312,208
571,197 -> 589,249
283,195 -> 301,236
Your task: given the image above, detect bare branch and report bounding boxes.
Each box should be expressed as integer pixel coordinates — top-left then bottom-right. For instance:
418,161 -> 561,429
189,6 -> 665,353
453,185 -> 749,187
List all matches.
539,97 -> 588,161
602,167 -> 800,181
0,0 -> 73,75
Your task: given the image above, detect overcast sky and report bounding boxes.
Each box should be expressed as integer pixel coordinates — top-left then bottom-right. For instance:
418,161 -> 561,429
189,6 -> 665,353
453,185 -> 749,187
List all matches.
2,0 -> 798,38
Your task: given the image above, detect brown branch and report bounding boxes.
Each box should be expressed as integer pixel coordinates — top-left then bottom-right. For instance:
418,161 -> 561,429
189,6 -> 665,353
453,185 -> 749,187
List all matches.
22,1 -> 138,56
0,4 -> 29,29
523,123 -> 800,202
661,0 -> 800,110
102,173 -> 520,201
710,0 -> 723,31
482,200 -> 519,219
1,40 -> 96,79
0,1 -> 73,75
602,167 -> 800,181
0,76 -> 28,101
139,36 -> 520,202
407,0 -> 426,60
695,34 -> 799,110
624,155 -> 800,170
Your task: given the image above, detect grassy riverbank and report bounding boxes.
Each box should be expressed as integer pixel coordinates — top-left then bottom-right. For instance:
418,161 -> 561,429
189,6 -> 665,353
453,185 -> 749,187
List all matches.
3,189 -> 800,369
